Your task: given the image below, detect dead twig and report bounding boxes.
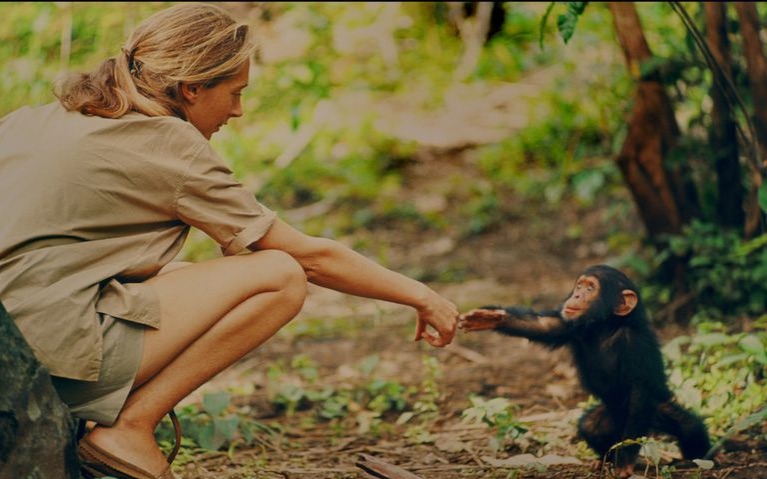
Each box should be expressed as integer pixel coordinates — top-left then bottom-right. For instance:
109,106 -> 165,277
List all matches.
356,453 -> 425,479
445,343 -> 489,364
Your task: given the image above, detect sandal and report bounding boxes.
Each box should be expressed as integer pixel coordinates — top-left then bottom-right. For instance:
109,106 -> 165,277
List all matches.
78,409 -> 182,479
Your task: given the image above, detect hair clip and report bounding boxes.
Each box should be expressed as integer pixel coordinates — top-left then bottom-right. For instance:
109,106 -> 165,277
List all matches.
122,47 -> 141,77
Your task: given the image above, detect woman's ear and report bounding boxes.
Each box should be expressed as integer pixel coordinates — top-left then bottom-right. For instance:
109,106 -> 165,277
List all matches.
614,290 -> 638,316
179,82 -> 201,103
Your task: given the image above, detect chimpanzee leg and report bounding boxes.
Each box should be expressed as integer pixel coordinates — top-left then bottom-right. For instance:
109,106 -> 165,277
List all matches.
578,404 -> 640,470
655,401 -> 712,459
578,404 -> 621,456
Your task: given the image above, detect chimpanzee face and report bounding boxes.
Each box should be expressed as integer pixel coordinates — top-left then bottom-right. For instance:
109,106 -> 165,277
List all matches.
561,274 -> 601,321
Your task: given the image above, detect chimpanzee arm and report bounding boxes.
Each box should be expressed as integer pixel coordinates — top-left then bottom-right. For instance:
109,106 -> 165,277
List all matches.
459,306 -> 575,347
497,307 -> 575,347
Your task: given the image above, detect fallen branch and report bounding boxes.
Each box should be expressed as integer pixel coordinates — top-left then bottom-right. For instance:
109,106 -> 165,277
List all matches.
445,343 -> 489,364
356,454 -> 424,479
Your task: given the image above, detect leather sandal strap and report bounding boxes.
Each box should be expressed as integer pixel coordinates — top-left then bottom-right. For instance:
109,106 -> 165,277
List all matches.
167,409 -> 182,465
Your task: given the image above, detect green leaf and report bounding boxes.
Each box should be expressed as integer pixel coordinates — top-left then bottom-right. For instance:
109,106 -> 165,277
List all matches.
357,354 -> 380,375
693,459 -> 715,470
739,334 -> 767,364
215,415 -> 240,441
197,422 -> 223,451
572,169 -> 606,203
733,406 -> 767,431
640,440 -> 662,466
202,391 -> 230,417
240,422 -> 254,445
569,1 -> 588,14
556,2 -> 589,44
758,182 -> 767,213
556,13 -> 578,44
716,352 -> 750,368
692,332 -> 731,347
733,232 -> 767,256
197,416 -> 240,451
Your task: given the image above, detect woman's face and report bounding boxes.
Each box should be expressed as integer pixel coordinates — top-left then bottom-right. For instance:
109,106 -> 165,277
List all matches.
182,59 -> 250,140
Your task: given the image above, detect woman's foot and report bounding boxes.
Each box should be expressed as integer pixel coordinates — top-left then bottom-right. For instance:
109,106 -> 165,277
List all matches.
80,421 -> 171,478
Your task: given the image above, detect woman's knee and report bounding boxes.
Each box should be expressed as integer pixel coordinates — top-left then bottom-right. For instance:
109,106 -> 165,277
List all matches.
246,249 -> 307,306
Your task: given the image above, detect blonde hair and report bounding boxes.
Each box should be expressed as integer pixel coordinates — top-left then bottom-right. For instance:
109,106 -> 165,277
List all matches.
56,3 -> 255,119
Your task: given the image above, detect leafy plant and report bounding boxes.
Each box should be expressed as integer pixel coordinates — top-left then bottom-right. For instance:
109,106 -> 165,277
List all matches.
663,320 -> 767,439
650,220 -> 767,318
367,378 -> 408,413
156,392 -> 282,454
411,355 -> 443,420
461,396 -> 529,452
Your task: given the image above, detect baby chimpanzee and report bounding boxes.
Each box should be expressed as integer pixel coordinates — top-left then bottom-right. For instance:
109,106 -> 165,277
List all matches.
459,264 -> 711,478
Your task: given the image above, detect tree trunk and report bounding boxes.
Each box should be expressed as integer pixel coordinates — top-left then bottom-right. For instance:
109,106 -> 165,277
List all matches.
450,2 -> 494,81
734,2 -> 767,155
705,2 -> 745,230
733,1 -> 767,237
0,302 -> 81,479
607,2 -> 698,238
608,2 -> 700,324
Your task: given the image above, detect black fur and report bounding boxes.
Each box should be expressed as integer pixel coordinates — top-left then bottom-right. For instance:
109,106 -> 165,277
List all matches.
477,265 -> 711,468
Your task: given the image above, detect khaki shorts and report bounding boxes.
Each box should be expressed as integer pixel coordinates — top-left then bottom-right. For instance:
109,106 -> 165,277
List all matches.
51,314 -> 145,426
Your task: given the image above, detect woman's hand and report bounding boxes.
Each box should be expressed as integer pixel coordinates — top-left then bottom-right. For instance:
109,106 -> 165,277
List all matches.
413,291 -> 458,347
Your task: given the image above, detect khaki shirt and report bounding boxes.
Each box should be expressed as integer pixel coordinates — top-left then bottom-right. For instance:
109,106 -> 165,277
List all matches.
0,102 -> 277,380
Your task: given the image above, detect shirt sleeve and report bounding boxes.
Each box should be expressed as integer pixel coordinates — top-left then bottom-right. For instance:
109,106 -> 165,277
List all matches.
175,142 -> 277,256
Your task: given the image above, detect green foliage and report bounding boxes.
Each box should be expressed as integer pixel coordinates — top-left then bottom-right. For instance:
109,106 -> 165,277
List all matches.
476,6 -> 553,82
540,2 -> 589,46
2,2 -> 630,267
461,184 -> 503,236
366,378 -> 409,413
155,392 -> 283,455
605,436 -> 712,478
411,355 -> 443,419
663,319 -> 767,439
461,396 -> 529,452
260,353 -> 445,438
474,89 -> 618,209
708,405 -> 767,455
556,3 -> 588,45
3,2 -> 619,258
0,2 -> 170,115
651,220 -> 767,318
759,183 -> 767,214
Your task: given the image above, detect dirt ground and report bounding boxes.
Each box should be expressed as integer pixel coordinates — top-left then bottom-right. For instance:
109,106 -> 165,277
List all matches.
166,29 -> 765,475
167,150 -> 767,479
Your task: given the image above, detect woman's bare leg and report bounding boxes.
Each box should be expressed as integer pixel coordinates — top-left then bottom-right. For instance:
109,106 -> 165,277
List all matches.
83,250 -> 307,475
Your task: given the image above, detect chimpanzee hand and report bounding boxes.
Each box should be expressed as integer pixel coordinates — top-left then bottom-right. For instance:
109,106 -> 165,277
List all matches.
458,308 -> 508,331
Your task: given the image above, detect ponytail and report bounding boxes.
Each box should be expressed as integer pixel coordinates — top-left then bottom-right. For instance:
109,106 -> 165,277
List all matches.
55,3 -> 255,120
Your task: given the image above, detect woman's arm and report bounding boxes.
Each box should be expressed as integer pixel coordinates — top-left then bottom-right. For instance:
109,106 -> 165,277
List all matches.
251,218 -> 457,347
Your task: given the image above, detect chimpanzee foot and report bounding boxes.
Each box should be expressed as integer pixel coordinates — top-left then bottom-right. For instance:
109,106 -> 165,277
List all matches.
614,463 -> 635,478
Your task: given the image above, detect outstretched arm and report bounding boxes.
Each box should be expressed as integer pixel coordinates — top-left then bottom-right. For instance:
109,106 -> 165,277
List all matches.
252,218 -> 458,347
459,306 -> 573,346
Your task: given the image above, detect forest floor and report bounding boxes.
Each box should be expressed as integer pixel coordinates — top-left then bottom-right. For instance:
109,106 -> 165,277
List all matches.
168,53 -> 765,478
166,147 -> 767,479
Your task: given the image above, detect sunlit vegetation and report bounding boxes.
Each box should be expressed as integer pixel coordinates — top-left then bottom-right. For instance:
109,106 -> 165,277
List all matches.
4,3 -> 766,476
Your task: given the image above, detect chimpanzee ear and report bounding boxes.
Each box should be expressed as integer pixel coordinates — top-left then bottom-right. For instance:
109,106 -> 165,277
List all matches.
614,290 -> 638,316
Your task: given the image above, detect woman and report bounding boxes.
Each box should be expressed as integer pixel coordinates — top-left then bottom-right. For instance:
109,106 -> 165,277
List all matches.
0,4 -> 458,479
